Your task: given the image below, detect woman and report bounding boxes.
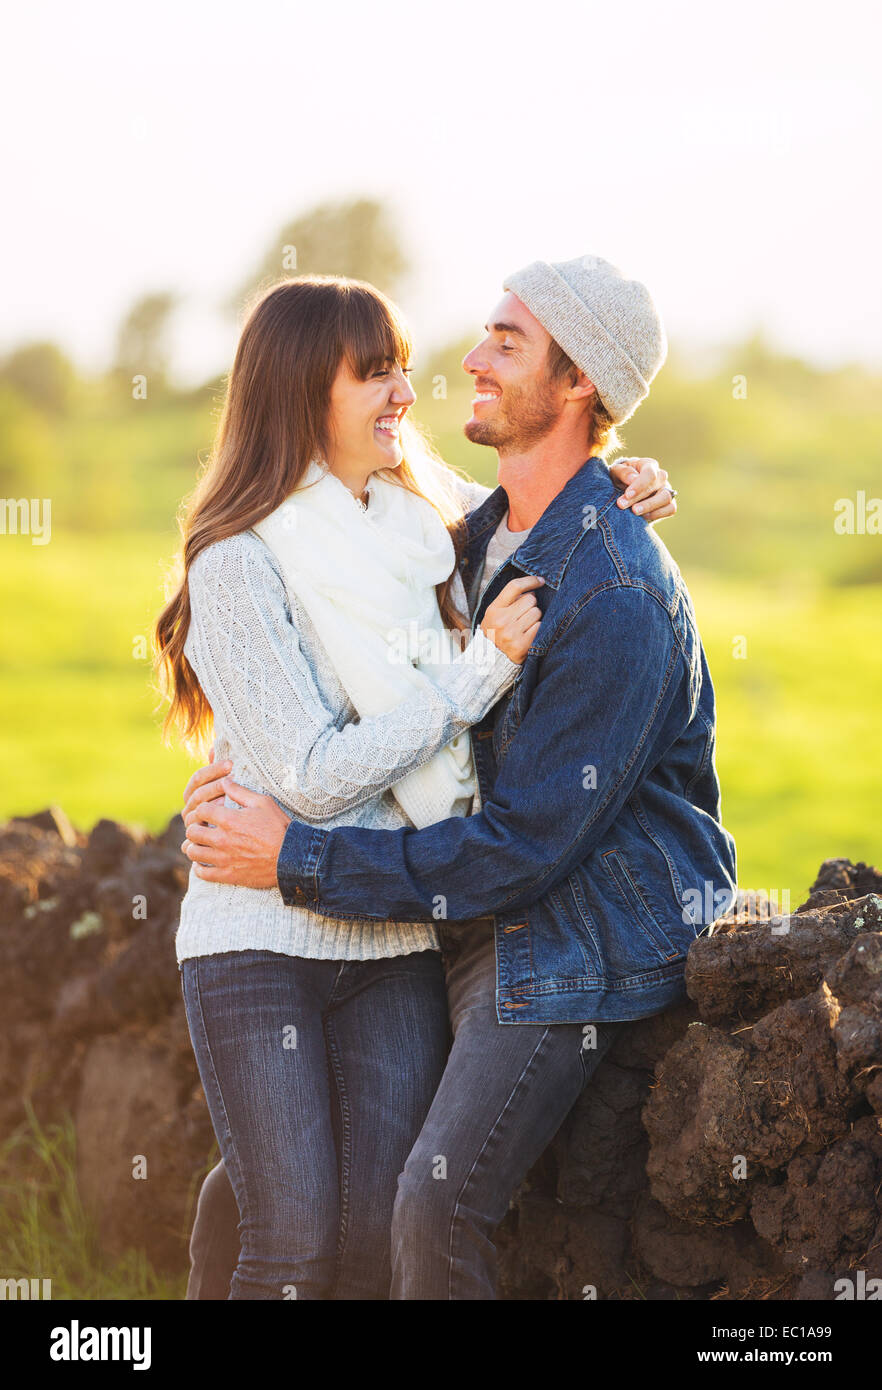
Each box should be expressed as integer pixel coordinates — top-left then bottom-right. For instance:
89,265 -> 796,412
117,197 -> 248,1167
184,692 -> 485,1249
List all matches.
155,275 -> 671,1300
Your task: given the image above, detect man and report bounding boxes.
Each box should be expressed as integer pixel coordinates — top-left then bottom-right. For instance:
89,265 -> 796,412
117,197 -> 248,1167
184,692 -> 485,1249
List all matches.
181,255 -> 737,1299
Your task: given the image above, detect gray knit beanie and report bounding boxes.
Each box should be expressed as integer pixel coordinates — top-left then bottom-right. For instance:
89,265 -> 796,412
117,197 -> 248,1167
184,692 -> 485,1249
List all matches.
503,255 -> 667,425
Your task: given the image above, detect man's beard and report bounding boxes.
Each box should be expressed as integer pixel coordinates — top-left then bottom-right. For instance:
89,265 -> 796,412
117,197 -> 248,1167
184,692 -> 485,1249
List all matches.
464,377 -> 563,451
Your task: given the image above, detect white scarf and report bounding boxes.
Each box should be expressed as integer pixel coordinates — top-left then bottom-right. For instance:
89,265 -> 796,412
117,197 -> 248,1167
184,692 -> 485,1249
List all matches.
253,461 -> 476,829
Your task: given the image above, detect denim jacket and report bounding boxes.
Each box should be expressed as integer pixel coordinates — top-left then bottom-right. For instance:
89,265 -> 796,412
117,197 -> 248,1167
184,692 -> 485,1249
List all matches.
277,457 -> 737,1024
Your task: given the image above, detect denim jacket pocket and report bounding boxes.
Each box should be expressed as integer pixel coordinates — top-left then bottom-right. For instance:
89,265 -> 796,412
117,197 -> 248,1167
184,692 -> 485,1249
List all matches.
601,849 -> 681,963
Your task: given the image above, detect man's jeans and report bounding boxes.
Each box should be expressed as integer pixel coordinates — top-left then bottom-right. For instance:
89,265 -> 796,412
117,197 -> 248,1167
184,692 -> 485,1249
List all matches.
186,922 -> 619,1300
181,948 -> 450,1300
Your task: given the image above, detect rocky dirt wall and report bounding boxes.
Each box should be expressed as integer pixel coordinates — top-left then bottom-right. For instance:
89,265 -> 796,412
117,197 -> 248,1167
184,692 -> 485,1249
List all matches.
2,809 -> 880,1299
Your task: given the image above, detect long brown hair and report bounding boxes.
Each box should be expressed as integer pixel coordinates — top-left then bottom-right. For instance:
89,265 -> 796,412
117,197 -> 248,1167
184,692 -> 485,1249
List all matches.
155,275 -> 469,750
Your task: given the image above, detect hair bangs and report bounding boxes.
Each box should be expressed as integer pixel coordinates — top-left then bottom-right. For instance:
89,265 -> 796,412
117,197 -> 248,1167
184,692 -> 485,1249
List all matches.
341,283 -> 413,380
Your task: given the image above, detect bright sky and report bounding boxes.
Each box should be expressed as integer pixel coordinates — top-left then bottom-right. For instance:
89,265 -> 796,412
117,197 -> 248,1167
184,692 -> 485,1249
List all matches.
3,0 -> 881,382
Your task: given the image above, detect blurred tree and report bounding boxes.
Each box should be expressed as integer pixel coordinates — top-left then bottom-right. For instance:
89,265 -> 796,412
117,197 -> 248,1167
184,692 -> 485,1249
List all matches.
0,342 -> 76,415
234,198 -> 409,312
113,292 -> 178,393
720,331 -> 826,398
0,385 -> 61,496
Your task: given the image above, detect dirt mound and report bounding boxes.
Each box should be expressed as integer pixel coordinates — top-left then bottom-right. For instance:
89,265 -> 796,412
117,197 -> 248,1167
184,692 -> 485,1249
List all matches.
635,868 -> 882,1299
2,813 -> 880,1299
684,886 -> 882,1025
0,813 -> 214,1268
499,861 -> 882,1299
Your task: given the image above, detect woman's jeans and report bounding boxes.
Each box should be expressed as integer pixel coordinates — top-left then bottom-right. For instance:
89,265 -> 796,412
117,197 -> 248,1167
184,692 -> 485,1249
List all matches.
180,947 -> 450,1300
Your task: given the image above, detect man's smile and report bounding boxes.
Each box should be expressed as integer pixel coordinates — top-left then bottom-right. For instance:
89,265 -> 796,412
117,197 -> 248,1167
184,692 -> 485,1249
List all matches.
472,382 -> 502,408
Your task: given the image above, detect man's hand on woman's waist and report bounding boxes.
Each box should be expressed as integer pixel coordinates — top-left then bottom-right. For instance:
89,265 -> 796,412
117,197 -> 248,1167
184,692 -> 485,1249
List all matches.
182,763 -> 291,889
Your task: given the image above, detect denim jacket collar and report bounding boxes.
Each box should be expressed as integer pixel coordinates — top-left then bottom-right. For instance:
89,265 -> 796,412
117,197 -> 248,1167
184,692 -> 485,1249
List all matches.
464,456 -> 618,590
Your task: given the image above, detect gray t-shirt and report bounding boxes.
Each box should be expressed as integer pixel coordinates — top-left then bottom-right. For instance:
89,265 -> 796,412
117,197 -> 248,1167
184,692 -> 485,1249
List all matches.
465,511 -> 533,816
468,511 -> 533,614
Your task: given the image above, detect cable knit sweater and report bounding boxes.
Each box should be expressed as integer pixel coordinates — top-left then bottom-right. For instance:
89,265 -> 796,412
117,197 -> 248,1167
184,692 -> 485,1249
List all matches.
175,470 -> 517,963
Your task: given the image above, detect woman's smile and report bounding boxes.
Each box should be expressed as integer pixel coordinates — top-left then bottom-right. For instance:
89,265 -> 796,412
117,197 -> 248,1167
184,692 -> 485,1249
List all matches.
374,411 -> 402,438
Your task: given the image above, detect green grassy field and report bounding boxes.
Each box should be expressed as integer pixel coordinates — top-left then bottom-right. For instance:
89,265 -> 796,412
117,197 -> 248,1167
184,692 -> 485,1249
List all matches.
2,526 -> 878,902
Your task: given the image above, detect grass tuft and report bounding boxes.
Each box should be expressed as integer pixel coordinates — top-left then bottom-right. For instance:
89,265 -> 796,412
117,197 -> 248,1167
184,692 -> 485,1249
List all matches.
0,1103 -> 185,1301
